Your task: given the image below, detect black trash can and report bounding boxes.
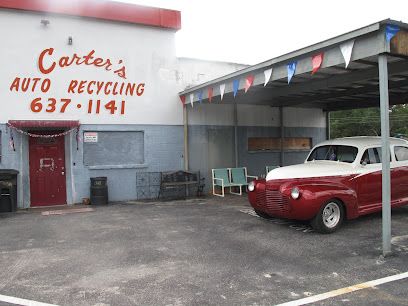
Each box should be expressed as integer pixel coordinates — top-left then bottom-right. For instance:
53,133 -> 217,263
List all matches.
0,169 -> 19,213
90,177 -> 108,205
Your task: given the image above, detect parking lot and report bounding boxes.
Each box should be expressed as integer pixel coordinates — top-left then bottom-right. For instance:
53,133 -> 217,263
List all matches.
0,196 -> 407,306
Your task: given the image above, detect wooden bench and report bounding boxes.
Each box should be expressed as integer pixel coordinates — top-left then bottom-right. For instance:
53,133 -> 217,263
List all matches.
159,170 -> 204,199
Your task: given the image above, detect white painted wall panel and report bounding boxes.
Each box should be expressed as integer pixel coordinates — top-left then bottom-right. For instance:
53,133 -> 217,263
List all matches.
0,10 -> 182,125
187,104 -> 234,126
283,107 -> 326,128
237,105 -> 280,127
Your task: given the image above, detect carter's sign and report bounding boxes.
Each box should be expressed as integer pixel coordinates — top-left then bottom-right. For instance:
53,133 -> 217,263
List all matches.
8,48 -> 145,116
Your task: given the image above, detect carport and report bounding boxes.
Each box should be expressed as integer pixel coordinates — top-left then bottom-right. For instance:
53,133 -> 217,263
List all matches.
179,19 -> 408,256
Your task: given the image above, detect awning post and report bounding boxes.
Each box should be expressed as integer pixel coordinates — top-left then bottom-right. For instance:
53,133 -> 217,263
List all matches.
234,103 -> 238,167
378,54 -> 392,257
280,106 -> 284,167
183,106 -> 189,171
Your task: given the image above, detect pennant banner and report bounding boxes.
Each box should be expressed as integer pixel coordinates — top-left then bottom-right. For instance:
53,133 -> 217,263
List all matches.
220,84 -> 226,101
287,61 -> 297,84
264,68 -> 272,86
233,79 -> 240,97
208,87 -> 213,103
189,93 -> 194,107
198,91 -> 203,104
340,40 -> 354,68
311,53 -> 324,75
245,75 -> 254,93
179,95 -> 186,106
386,24 -> 400,42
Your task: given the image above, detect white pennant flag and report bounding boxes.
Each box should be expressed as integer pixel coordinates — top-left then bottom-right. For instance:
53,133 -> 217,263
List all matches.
189,93 -> 194,107
264,68 -> 273,86
340,40 -> 355,68
220,83 -> 226,101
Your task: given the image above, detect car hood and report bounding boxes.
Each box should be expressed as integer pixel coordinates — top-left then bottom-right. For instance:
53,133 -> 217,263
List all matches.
266,161 -> 355,181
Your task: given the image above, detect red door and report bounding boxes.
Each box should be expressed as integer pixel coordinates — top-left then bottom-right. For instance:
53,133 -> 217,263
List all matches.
29,131 -> 67,207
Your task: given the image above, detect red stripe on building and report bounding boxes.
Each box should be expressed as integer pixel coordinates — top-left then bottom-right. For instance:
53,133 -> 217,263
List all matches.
0,0 -> 181,30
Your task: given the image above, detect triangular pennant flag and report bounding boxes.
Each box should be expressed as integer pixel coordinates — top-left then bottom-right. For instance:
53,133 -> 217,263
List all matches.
244,75 -> 254,93
189,93 -> 194,107
208,87 -> 213,103
264,68 -> 272,86
340,40 -> 355,68
311,53 -> 324,75
287,61 -> 297,84
386,24 -> 400,42
233,79 -> 240,97
220,84 -> 226,101
198,91 -> 203,104
179,95 -> 186,106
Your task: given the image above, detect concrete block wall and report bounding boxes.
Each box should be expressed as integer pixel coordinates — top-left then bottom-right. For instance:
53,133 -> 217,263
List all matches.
0,123 -> 184,208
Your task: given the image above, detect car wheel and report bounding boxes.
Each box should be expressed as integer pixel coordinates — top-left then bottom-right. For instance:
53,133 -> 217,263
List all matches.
311,199 -> 344,233
254,209 -> 272,219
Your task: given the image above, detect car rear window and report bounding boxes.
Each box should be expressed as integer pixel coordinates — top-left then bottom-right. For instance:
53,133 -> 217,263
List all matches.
307,145 -> 358,163
394,146 -> 408,161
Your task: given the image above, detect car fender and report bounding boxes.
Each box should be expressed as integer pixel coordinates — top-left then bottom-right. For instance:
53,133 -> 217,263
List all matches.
280,182 -> 359,220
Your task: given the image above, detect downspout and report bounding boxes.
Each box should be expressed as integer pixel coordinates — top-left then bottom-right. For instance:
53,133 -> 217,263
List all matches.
183,105 -> 189,171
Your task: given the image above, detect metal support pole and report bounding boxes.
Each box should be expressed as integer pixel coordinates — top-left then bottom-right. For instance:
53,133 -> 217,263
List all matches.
183,105 -> 189,171
280,106 -> 284,167
326,111 -> 331,140
234,103 -> 238,167
378,54 -> 392,257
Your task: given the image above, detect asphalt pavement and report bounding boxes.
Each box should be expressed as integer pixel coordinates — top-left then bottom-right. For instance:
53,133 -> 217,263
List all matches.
0,196 -> 407,305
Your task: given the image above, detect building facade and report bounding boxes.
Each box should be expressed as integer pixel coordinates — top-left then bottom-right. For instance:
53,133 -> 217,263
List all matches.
0,0 -> 326,208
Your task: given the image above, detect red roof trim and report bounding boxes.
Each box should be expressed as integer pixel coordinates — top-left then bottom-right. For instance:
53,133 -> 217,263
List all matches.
8,120 -> 80,128
0,0 -> 181,30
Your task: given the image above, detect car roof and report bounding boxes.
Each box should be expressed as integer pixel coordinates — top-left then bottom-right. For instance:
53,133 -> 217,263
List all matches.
314,136 -> 408,149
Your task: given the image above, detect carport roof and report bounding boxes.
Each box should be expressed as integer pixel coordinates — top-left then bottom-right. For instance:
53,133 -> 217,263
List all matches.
179,19 -> 408,111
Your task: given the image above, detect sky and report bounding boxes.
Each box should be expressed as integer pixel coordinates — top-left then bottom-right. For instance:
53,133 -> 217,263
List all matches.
118,0 -> 408,65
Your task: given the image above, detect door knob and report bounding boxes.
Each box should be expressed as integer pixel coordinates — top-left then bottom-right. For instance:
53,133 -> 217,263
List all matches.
61,172 -> 65,175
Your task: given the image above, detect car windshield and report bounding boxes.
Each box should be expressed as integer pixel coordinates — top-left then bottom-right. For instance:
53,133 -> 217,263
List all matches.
307,145 -> 358,163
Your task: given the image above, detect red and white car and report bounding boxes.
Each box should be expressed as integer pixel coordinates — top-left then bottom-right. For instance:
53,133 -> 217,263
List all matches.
248,136 -> 408,233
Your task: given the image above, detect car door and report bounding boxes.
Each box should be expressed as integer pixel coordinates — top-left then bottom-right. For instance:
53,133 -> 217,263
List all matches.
356,147 -> 383,214
391,145 -> 408,207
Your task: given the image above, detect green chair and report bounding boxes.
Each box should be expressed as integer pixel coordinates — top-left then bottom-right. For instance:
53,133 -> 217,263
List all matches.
212,168 -> 242,197
265,165 -> 280,176
230,167 -> 258,195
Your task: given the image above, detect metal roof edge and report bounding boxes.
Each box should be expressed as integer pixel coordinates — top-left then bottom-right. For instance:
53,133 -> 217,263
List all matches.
179,19 -> 396,96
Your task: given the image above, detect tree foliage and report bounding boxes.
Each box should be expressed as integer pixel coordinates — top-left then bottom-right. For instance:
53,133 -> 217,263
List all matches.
330,105 -> 408,139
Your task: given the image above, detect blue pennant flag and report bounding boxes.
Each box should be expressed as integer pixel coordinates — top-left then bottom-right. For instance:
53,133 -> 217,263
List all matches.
287,61 -> 297,84
386,24 -> 400,42
198,90 -> 203,103
233,79 -> 240,97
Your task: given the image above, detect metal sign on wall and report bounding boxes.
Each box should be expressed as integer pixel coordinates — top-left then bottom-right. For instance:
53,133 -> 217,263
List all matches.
83,132 -> 98,143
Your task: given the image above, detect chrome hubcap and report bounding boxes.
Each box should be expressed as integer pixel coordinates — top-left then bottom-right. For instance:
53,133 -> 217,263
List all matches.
322,202 -> 340,228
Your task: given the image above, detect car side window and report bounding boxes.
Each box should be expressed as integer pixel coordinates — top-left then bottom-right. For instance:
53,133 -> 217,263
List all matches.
361,147 -> 391,164
361,148 -> 379,164
394,146 -> 408,161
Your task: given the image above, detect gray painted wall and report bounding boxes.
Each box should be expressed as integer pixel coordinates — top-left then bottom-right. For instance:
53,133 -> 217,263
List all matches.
188,125 -> 327,193
0,124 -> 184,208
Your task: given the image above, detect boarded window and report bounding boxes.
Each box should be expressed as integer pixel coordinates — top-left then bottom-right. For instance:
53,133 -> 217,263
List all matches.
83,131 -> 144,166
248,137 -> 312,151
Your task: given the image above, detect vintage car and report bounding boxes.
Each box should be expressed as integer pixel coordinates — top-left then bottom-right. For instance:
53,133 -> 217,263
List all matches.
248,136 -> 408,233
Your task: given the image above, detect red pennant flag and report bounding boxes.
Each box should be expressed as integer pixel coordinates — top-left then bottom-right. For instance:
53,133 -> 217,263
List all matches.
179,95 -> 186,106
208,87 -> 213,103
311,53 -> 324,75
244,75 -> 254,93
